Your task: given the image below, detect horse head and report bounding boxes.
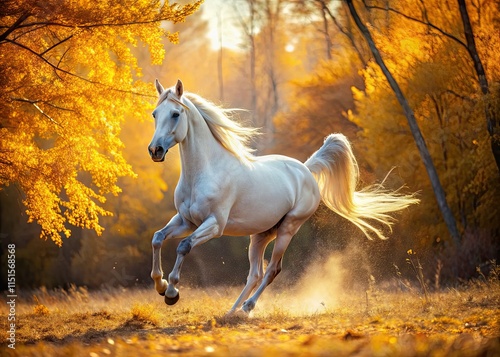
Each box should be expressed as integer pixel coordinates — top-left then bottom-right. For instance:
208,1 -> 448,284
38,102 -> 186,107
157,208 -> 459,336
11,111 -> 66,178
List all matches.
148,79 -> 189,162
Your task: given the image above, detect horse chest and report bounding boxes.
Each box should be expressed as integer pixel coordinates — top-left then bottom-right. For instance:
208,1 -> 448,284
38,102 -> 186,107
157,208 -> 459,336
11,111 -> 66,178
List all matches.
175,180 -> 230,227
177,201 -> 207,227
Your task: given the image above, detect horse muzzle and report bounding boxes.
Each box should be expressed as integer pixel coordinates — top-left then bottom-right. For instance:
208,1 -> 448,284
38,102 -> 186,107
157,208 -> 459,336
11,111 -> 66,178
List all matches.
149,145 -> 167,162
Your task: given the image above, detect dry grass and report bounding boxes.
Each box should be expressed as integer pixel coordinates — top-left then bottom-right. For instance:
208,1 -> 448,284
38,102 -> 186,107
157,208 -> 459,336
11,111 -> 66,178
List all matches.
1,280 -> 499,356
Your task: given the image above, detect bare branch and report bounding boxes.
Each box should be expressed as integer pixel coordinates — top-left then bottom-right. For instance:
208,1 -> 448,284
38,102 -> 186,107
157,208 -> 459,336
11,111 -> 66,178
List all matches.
444,89 -> 475,102
5,38 -> 73,75
362,2 -> 468,50
57,47 -> 71,69
12,98 -> 75,113
320,0 -> 368,66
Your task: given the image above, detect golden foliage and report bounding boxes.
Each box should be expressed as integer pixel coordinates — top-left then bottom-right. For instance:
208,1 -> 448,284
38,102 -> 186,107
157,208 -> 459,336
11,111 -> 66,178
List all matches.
0,0 -> 202,245
347,0 -> 500,245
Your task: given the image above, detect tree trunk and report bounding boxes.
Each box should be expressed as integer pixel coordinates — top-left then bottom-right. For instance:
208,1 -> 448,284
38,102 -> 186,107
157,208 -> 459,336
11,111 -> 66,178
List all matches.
248,0 -> 257,130
345,0 -> 462,246
262,0 -> 282,148
217,10 -> 224,102
457,0 -> 500,172
234,0 -> 258,129
319,0 -> 333,60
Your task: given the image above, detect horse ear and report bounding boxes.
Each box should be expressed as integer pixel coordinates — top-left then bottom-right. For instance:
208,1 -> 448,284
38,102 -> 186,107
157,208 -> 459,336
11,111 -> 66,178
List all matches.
175,79 -> 183,98
155,79 -> 164,95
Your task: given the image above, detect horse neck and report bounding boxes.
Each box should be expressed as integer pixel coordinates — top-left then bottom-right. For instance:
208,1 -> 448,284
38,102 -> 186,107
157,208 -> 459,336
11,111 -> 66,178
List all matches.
179,111 -> 232,179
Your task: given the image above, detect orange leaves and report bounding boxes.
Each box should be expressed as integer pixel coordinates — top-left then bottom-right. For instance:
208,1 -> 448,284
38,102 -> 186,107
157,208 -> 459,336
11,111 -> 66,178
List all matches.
0,0 -> 201,244
346,0 -> 500,246
24,179 -> 70,246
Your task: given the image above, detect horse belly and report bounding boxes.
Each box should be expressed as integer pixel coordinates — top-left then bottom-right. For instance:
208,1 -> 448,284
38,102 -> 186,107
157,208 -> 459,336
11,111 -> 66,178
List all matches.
222,184 -> 296,236
223,208 -> 289,236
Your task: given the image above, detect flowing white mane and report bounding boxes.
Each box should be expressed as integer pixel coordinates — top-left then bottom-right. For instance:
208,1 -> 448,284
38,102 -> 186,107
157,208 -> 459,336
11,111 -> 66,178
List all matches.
184,92 -> 259,163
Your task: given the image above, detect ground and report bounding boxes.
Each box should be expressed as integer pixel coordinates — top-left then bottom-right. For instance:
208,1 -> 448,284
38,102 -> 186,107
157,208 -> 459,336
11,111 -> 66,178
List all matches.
1,278 -> 499,356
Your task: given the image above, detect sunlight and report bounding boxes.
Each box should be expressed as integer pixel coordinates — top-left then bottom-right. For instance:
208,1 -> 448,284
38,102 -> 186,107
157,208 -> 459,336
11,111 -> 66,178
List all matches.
203,0 -> 243,51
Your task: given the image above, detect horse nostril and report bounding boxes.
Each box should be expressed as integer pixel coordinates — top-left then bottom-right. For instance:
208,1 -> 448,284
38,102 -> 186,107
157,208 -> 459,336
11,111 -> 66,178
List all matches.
149,145 -> 165,160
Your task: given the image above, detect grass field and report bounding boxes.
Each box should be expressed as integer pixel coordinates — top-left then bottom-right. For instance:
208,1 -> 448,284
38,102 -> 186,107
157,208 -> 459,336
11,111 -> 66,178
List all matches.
1,274 -> 499,357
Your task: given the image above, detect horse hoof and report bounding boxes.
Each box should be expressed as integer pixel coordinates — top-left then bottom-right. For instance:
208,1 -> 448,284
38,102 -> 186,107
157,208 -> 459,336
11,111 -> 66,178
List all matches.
165,292 -> 180,305
242,300 -> 255,313
159,291 -> 165,296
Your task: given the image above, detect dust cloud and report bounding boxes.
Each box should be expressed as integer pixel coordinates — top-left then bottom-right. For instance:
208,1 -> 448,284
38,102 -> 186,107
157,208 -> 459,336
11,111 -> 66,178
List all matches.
257,243 -> 371,316
258,254 -> 347,316
290,254 -> 346,313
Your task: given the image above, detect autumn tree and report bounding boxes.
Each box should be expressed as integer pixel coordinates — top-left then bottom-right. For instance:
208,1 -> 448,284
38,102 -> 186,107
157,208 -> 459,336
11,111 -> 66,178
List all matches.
345,0 -> 461,245
273,0 -> 499,280
0,0 -> 202,245
344,0 -> 500,254
361,0 -> 500,172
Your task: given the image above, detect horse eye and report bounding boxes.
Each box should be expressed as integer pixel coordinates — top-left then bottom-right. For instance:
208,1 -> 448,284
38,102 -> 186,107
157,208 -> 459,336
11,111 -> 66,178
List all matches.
152,112 -> 156,119
172,112 -> 180,119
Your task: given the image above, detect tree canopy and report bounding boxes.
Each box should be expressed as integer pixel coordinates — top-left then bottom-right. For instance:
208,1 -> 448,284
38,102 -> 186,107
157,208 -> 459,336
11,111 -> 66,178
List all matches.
0,0 -> 202,245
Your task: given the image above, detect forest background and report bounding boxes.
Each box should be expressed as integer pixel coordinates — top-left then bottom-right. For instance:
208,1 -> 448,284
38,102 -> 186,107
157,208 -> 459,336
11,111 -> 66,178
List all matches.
0,0 -> 499,292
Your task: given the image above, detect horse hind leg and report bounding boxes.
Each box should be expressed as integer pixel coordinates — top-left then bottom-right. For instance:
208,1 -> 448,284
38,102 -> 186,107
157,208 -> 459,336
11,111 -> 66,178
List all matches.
229,229 -> 276,314
241,214 -> 308,314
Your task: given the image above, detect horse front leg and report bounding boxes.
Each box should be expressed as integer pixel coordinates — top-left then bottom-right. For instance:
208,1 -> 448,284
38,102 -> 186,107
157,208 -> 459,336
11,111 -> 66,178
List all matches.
165,215 -> 222,304
151,214 -> 193,297
151,232 -> 168,295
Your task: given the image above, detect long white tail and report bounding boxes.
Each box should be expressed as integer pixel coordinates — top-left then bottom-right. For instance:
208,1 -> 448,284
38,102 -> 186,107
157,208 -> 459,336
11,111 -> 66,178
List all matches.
305,134 -> 419,239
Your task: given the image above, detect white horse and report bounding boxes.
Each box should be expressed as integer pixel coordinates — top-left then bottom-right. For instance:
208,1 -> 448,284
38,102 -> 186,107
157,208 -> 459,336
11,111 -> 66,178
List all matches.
148,79 -> 418,314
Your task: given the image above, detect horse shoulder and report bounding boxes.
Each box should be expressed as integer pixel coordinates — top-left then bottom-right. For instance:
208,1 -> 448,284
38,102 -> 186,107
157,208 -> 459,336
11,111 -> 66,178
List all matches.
176,170 -> 238,227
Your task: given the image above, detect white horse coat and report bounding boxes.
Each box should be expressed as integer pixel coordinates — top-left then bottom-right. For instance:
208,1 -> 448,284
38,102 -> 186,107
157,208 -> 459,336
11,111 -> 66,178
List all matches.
148,79 -> 418,313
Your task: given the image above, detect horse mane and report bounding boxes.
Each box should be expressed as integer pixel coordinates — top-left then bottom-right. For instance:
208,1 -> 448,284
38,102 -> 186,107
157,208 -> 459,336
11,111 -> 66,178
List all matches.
184,92 -> 259,163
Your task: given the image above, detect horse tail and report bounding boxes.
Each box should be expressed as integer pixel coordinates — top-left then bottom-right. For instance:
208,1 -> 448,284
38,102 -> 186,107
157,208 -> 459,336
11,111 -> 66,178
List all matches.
304,134 -> 419,240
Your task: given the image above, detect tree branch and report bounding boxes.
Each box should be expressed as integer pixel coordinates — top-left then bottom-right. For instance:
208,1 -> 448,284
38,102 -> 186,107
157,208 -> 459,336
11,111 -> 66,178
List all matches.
320,0 -> 367,66
5,39 -> 156,99
0,12 -> 30,42
362,1 -> 468,50
457,0 -> 499,171
444,89 -> 474,102
40,34 -> 74,56
11,97 -> 64,128
11,97 -> 76,113
8,24 -> 48,42
12,16 -> 186,31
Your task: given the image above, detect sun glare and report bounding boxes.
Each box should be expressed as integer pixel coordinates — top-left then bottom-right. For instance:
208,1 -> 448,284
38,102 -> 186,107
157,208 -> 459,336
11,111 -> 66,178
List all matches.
203,0 -> 242,51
